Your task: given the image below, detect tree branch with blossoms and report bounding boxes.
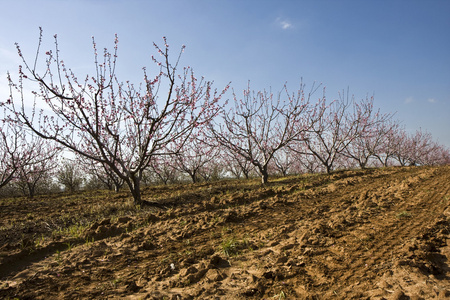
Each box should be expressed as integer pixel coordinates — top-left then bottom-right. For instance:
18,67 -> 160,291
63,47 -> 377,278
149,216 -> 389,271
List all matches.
210,81 -> 319,184
4,28 -> 229,205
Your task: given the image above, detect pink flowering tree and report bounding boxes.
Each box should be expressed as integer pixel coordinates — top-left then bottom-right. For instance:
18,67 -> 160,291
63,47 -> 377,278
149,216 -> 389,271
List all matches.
432,145 -> 450,166
14,138 -> 60,198
421,140 -> 450,166
221,148 -> 255,179
390,128 -> 411,166
298,152 -> 324,173
198,156 -> 227,182
210,82 -> 319,184
170,133 -> 219,183
78,154 -> 124,192
409,130 -> 441,166
372,120 -> 403,167
393,129 -> 448,166
57,159 -> 85,193
4,28 -> 228,205
297,91 -> 382,173
149,156 -> 180,185
341,99 -> 393,169
0,109 -> 59,192
271,146 -> 297,176
0,119 -> 24,189
0,118 -> 33,189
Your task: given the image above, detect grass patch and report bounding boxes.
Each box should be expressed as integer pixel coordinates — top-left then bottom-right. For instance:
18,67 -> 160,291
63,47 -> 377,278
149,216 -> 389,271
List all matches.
221,237 -> 239,257
54,223 -> 89,239
220,233 -> 255,257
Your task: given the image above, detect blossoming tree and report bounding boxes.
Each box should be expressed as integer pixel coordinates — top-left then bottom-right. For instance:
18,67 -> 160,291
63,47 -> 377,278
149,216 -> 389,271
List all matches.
5,28 -> 228,205
296,91 -> 386,173
210,82 -> 320,184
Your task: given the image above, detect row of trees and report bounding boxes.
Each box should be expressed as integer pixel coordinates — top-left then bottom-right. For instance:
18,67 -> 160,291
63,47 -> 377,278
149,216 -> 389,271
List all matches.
1,121 -> 447,198
1,29 -> 449,203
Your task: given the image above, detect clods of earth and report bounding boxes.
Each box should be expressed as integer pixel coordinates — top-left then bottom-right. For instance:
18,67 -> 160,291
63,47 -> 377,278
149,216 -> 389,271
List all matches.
1,166 -> 449,299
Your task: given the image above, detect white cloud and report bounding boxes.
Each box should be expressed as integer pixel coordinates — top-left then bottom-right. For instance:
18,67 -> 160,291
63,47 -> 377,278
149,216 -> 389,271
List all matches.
276,18 -> 293,30
427,98 -> 437,103
280,21 -> 292,30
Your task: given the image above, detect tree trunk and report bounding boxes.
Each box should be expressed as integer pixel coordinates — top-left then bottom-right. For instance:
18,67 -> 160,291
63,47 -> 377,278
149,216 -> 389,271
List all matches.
126,174 -> 142,206
261,165 -> 269,184
27,182 -> 36,199
261,172 -> 268,184
359,160 -> 367,169
190,171 -> 198,183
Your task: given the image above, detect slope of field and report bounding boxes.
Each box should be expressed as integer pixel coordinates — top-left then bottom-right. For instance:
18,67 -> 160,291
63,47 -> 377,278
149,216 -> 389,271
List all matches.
1,166 -> 449,299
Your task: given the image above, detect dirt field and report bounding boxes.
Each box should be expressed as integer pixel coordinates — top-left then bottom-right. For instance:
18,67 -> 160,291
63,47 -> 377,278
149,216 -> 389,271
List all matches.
1,166 -> 449,299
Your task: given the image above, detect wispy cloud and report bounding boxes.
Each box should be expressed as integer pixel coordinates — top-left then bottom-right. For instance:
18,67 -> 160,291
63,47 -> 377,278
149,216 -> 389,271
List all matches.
404,97 -> 438,105
276,18 -> 293,30
281,21 -> 292,30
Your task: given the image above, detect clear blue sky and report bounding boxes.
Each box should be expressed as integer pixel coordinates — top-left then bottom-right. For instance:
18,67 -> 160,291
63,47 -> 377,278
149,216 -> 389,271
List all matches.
1,0 -> 449,148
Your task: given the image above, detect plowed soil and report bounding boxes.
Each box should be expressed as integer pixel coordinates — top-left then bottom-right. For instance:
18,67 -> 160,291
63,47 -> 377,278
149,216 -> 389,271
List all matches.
1,166 -> 449,299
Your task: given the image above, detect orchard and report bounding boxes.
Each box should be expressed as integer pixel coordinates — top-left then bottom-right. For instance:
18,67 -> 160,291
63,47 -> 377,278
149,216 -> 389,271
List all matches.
1,29 -> 449,200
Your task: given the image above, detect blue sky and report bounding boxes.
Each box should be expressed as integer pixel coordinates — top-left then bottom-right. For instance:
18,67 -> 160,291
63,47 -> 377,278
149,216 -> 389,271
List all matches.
1,0 -> 449,148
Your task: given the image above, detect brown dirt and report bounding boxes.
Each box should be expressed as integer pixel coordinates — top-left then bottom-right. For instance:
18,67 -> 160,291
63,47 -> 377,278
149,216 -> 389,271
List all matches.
1,166 -> 449,299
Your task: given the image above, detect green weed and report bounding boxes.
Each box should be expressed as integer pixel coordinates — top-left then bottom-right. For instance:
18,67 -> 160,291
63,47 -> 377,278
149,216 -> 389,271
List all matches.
55,250 -> 62,265
220,234 -> 253,257
273,291 -> 286,299
85,236 -> 94,246
110,277 -> 121,289
54,223 -> 88,239
396,211 -> 412,219
221,237 -> 238,257
34,234 -> 45,248
65,242 -> 74,251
